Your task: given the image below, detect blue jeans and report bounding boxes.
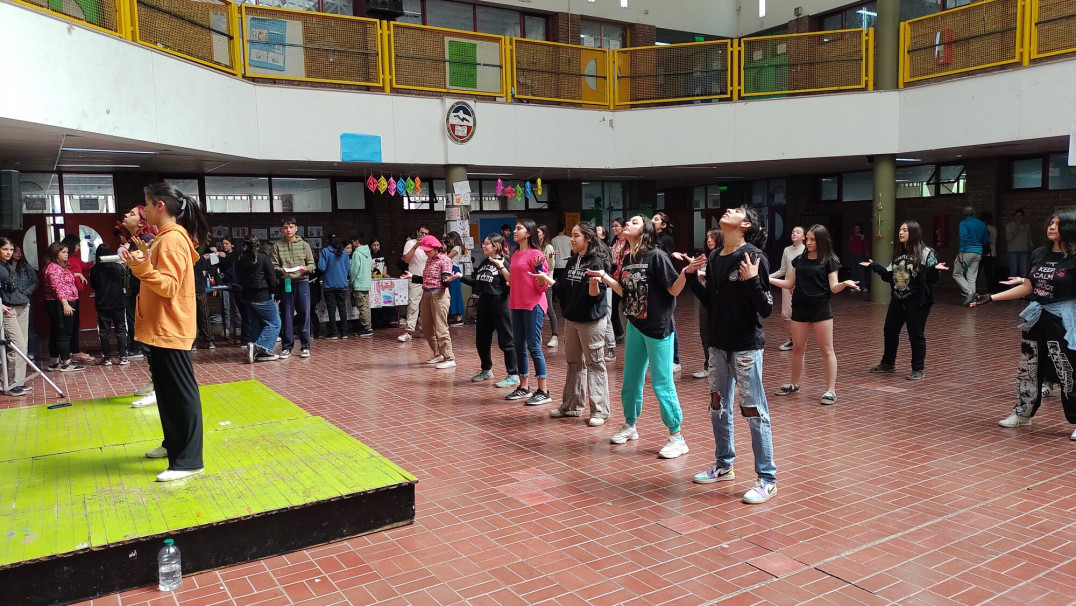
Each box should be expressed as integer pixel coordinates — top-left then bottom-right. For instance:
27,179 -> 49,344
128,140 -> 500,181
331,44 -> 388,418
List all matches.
279,280 -> 311,350
622,323 -> 682,432
511,306 -> 546,378
248,300 -> 282,352
708,348 -> 777,482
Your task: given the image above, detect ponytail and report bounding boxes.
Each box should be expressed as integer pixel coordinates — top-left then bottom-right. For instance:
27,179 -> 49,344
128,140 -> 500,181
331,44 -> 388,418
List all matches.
143,182 -> 211,247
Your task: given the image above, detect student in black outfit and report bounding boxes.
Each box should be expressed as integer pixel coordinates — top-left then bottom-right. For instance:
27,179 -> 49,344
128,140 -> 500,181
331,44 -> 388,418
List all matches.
974,210 -> 1076,440
236,235 -> 282,363
862,220 -> 948,381
193,248 -> 215,349
89,244 -> 130,365
651,211 -> 681,373
461,233 -> 518,388
769,224 -> 859,405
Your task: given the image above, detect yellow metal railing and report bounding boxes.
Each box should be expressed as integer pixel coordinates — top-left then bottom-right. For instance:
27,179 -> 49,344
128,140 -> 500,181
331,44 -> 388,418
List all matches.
512,39 -> 611,106
10,0 -> 126,37
901,0 -> 1023,84
390,22 -> 507,97
241,5 -> 382,87
131,0 -> 241,76
614,40 -> 733,106
740,28 -> 872,98
1030,0 -> 1076,60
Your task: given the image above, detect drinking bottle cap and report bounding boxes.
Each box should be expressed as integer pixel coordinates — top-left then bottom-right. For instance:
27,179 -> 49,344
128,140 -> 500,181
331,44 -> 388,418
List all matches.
164,539 -> 174,546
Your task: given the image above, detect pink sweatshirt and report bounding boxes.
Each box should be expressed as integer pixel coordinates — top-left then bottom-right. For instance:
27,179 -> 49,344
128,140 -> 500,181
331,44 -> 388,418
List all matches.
508,247 -> 549,312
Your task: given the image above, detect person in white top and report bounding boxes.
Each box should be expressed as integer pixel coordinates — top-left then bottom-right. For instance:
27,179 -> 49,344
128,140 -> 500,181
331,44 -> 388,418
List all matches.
769,226 -> 805,351
398,225 -> 430,342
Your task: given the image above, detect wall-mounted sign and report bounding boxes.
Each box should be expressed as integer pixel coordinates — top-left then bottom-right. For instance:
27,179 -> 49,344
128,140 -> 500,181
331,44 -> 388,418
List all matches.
446,101 -> 476,144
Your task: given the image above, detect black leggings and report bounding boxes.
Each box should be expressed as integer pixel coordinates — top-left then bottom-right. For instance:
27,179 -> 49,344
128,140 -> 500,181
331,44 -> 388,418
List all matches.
880,297 -> 932,371
46,300 -> 76,361
97,307 -> 130,358
148,346 -> 204,470
611,292 -> 624,338
475,294 -> 517,375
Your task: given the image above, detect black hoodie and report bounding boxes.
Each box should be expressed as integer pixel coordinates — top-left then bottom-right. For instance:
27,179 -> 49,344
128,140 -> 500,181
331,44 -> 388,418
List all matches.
554,252 -> 608,323
90,244 -> 127,310
688,243 -> 773,352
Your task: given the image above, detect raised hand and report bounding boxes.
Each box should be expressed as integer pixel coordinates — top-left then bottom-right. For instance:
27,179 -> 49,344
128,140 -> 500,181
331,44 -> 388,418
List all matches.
935,262 -> 949,271
1000,276 -> 1024,286
739,253 -> 761,280
843,280 -> 860,291
685,254 -> 706,274
585,268 -> 605,278
859,259 -> 872,267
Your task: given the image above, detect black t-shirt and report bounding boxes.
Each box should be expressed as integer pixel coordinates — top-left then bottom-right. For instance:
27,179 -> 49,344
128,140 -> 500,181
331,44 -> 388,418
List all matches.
1027,247 -> 1076,304
619,249 -> 679,339
658,233 -> 675,256
557,253 -> 608,323
689,244 -> 773,352
461,258 -> 508,298
791,255 -> 840,311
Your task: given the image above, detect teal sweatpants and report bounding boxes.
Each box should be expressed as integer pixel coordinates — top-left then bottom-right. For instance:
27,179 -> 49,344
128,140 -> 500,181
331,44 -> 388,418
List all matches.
621,323 -> 683,433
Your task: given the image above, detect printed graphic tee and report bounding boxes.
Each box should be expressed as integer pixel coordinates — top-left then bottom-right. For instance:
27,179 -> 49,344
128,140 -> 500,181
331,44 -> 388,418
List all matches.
619,249 -> 679,339
1027,247 -> 1076,304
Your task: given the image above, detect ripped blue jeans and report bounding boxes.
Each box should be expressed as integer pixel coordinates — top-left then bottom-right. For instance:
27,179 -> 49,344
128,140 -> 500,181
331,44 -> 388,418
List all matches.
708,348 -> 777,482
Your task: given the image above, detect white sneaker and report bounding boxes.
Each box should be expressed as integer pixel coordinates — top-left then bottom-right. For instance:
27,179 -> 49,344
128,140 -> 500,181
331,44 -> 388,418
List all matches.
657,435 -> 689,459
610,423 -> 639,444
435,360 -> 456,369
398,333 -> 412,342
145,446 -> 168,459
547,336 -> 558,347
1071,427 -> 1076,441
588,417 -> 606,427
133,384 -> 154,396
131,392 -> 157,408
692,368 -> 710,379
778,338 -> 794,351
742,479 -> 777,504
425,355 -> 445,364
156,468 -> 204,482
998,412 -> 1031,427
672,363 -> 682,373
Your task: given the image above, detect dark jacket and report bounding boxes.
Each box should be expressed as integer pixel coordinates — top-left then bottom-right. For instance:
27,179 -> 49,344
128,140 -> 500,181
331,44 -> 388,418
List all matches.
688,243 -> 773,352
553,253 -> 608,323
868,246 -> 941,306
0,262 -> 30,307
236,252 -> 278,303
89,261 -> 127,310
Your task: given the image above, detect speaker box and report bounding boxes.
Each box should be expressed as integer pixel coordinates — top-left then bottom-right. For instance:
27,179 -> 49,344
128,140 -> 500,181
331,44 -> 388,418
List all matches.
365,0 -> 404,19
0,170 -> 22,232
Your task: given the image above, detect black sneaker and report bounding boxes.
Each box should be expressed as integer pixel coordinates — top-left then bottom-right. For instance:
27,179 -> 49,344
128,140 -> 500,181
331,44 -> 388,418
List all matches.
869,363 -> 896,373
6,386 -> 28,397
359,331 -> 374,338
255,349 -> 280,362
525,390 -> 552,406
47,363 -> 59,372
505,387 -> 532,401
279,349 -> 292,359
60,362 -> 85,372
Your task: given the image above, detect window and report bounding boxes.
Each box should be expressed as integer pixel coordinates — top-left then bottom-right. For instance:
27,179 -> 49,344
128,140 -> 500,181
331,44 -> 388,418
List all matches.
271,178 -> 331,212
751,178 -> 786,206
896,165 -> 936,198
321,0 -> 352,15
1048,153 -> 1076,190
205,177 -> 271,213
476,5 -> 520,38
692,186 -> 705,210
938,164 -> 966,194
1011,158 -> 1043,189
426,0 -> 474,31
524,15 -> 547,41
61,174 -> 116,214
580,19 -> 624,49
19,173 -> 60,214
164,178 -> 203,206
336,181 -> 367,209
582,182 -> 624,211
842,171 -> 874,202
399,0 -> 422,24
817,176 -> 839,201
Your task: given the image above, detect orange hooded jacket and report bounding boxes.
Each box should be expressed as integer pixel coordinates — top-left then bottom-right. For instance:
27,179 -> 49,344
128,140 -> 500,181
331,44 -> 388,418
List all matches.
129,222 -> 199,350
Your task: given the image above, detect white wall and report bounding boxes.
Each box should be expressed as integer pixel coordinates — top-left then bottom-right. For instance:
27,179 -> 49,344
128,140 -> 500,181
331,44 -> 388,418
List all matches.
484,0 -> 741,38
2,1 -> 1075,173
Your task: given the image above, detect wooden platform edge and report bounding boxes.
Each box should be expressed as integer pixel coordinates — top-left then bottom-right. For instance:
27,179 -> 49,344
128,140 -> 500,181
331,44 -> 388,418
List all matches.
0,482 -> 416,605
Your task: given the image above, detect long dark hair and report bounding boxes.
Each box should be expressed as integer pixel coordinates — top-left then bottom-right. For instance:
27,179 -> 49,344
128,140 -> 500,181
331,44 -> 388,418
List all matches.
46,241 -> 69,269
516,219 -> 541,251
537,224 -> 551,248
1051,209 -> 1076,256
574,221 -> 612,272
328,234 -> 345,257
484,233 -> 507,258
95,243 -> 113,261
706,228 -> 724,252
445,231 -> 466,255
653,211 -> 673,237
12,244 -> 31,271
898,220 -> 927,273
802,224 -> 836,264
241,235 -> 262,268
143,182 -> 211,247
626,214 -> 658,260
743,207 -> 767,249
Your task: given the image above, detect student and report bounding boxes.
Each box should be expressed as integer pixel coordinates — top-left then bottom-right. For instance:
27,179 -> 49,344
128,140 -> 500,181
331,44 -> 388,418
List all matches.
769,226 -> 805,352
691,228 -> 723,379
651,211 -> 681,373
349,232 -> 373,337
412,235 -> 460,369
236,235 -> 281,363
318,235 -> 350,340
10,244 -> 38,361
119,205 -> 158,356
974,210 -> 1076,440
217,237 -> 244,343
953,206 -> 990,306
89,243 -> 130,365
445,231 -> 467,326
460,234 -> 518,387
192,246 -> 215,350
538,224 -> 560,347
398,225 -> 430,342
862,220 -> 948,380
270,217 -> 315,358
59,234 -> 92,363
588,215 -> 697,459
1005,209 -> 1033,278
42,240 -> 84,372
609,217 -> 627,344
118,182 -> 211,482
549,221 -> 611,426
497,220 -> 554,405
0,237 -> 32,396
687,207 -> 778,504
769,224 -> 860,405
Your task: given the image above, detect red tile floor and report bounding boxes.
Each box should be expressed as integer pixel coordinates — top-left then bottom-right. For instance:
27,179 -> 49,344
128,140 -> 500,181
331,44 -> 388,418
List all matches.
9,291 -> 1076,605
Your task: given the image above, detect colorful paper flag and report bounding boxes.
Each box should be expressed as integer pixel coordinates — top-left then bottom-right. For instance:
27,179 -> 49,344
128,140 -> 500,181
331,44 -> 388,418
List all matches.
397,178 -> 407,196
388,178 -> 397,196
506,184 -> 515,199
405,177 -> 415,194
524,181 -> 532,199
536,178 -> 543,195
414,177 -> 422,194
366,175 -> 377,192
377,175 -> 388,194
496,179 -> 504,196
515,185 -> 523,200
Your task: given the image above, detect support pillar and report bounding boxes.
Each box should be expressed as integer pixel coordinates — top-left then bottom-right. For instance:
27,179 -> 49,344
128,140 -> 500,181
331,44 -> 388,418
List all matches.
444,165 -> 470,300
870,0 -> 900,303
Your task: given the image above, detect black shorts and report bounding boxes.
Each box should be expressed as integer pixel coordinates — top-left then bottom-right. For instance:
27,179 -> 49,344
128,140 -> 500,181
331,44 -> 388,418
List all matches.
791,304 -> 833,323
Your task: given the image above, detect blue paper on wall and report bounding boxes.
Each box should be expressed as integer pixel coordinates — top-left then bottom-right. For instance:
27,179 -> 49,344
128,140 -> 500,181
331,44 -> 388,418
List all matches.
340,133 -> 382,162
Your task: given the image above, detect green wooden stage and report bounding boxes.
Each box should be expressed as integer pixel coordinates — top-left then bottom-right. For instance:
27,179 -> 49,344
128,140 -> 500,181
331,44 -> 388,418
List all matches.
0,380 -> 417,605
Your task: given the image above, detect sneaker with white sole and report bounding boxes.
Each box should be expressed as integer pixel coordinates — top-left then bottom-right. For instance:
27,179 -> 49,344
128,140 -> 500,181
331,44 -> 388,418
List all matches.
255,350 -> 279,362
1042,383 -> 1054,397
505,387 -> 532,401
398,333 -> 412,342
774,384 -> 799,396
672,363 -> 682,373
1071,427 -> 1076,441
588,417 -> 606,427
119,357 -> 130,366
495,375 -> 520,388
692,368 -> 710,379
472,370 -> 494,382
435,360 -> 456,369
96,357 -> 112,366
279,349 -> 292,359
693,465 -> 735,484
525,390 -> 551,405
300,348 -> 310,358
131,392 -> 157,408
549,408 -> 580,418
820,391 -> 837,405
742,479 -> 777,504
610,423 -> 638,444
425,355 -> 445,364
658,435 -> 689,459
157,468 -> 204,482
778,339 -> 794,351
134,384 -> 154,396
547,336 -> 558,348
145,446 -> 168,459
998,412 -> 1031,427
605,350 -> 616,362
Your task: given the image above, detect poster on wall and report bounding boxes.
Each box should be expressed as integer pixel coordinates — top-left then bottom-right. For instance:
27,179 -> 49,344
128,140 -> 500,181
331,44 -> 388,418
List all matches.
445,207 -> 462,221
444,39 -> 501,93
270,226 -> 283,240
252,228 -> 268,241
247,16 -> 306,78
391,279 -> 409,304
308,226 -> 323,237
211,11 -> 231,66
232,226 -> 249,239
214,225 -> 231,239
307,237 -> 322,250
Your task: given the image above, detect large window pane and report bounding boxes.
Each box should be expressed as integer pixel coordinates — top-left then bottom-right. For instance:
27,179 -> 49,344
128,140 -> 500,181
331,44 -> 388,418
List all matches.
272,178 -> 331,213
524,15 -> 546,41
768,179 -> 786,205
842,171 -> 873,201
750,180 -> 768,206
399,0 -> 422,24
603,182 -> 623,210
896,165 -> 936,198
165,179 -> 203,206
205,176 -> 270,213
821,13 -> 843,31
426,0 -> 473,31
580,19 -> 602,48
817,176 -> 838,201
938,164 -> 966,195
1048,153 -> 1076,190
19,173 -> 60,214
476,6 -> 520,38
322,0 -> 353,16
61,174 -> 116,214
336,181 -> 367,209
1011,158 -> 1043,189
582,182 -> 603,209
692,186 -> 705,210
706,185 -> 721,209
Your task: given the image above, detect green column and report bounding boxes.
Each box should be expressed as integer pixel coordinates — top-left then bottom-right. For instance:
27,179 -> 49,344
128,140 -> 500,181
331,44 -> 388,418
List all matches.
870,0 -> 900,303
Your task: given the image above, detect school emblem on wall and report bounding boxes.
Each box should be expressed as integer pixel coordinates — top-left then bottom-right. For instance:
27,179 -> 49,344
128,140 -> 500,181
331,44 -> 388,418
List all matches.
446,101 -> 476,144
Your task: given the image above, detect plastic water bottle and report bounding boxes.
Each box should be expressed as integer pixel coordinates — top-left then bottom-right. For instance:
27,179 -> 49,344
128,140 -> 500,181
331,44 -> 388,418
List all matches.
158,539 -> 183,591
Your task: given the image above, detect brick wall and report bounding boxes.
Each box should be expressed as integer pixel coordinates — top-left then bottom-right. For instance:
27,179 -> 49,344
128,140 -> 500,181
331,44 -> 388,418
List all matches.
549,12 -> 581,45
628,23 -> 656,48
